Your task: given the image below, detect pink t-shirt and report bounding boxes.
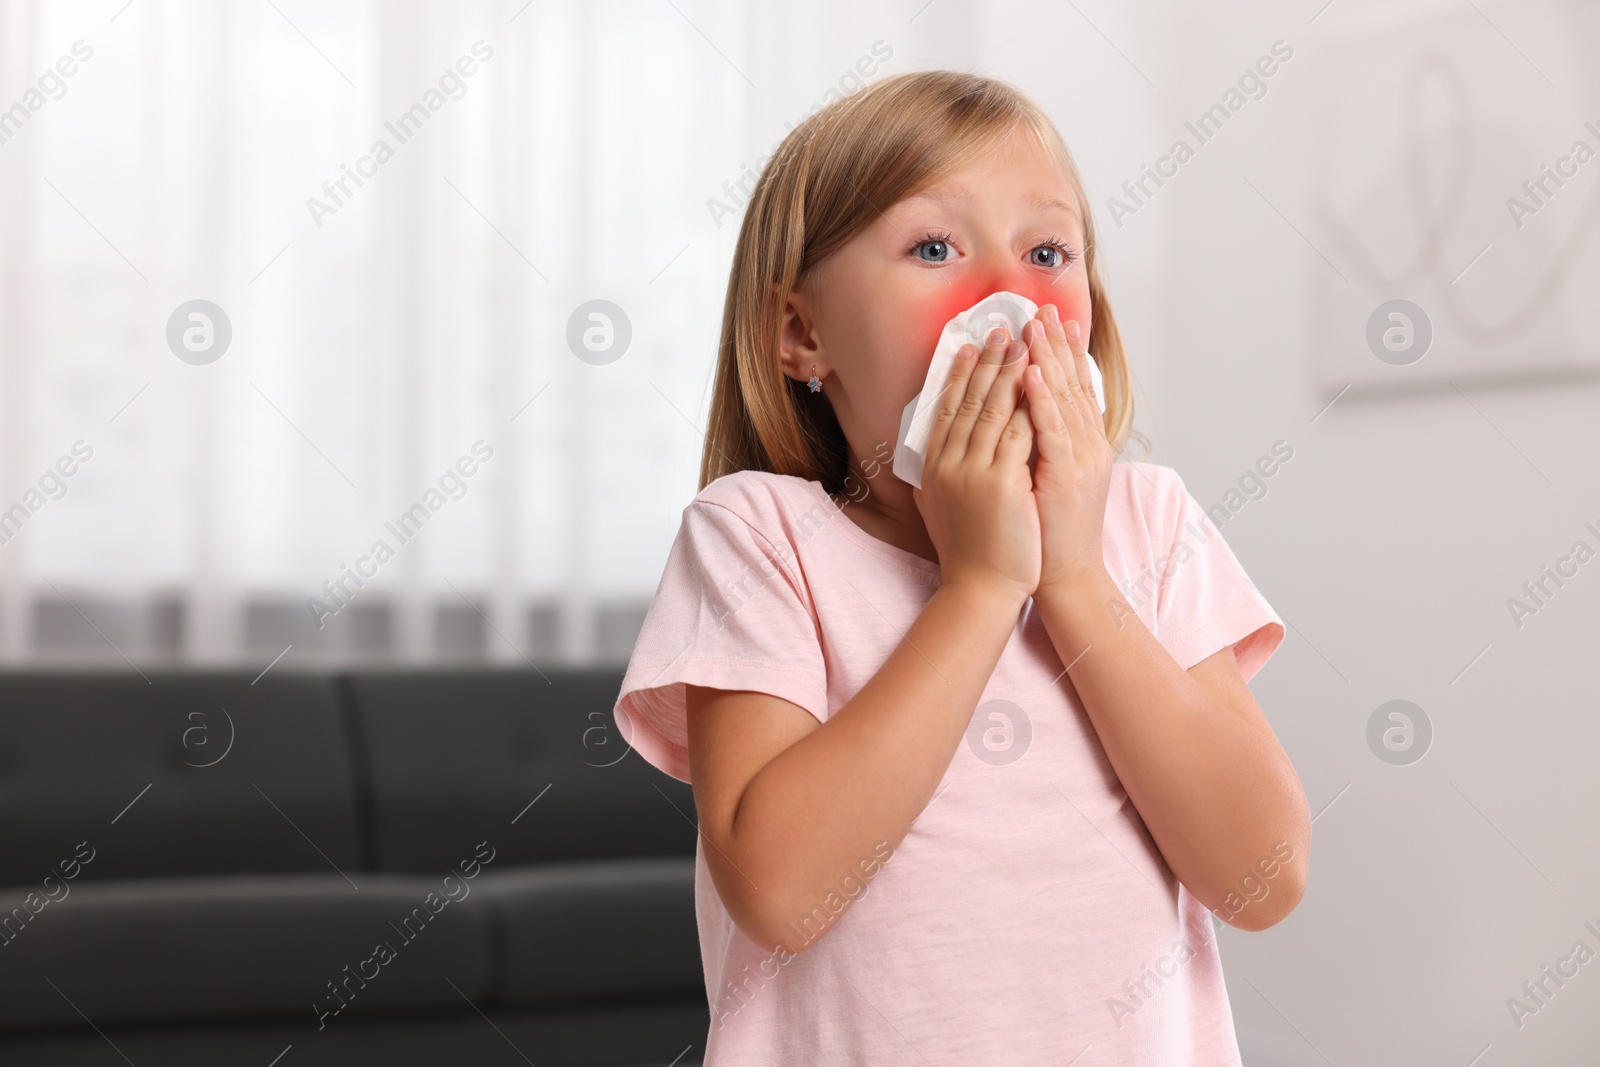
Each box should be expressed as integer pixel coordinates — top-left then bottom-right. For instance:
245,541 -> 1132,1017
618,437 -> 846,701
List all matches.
614,463 -> 1284,1066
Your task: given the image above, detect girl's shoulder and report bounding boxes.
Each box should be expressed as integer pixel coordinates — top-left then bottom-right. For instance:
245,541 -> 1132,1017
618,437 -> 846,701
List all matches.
687,469 -> 835,538
1109,459 -> 1190,512
694,467 -> 821,504
1106,460 -> 1200,550
1111,458 -> 1182,491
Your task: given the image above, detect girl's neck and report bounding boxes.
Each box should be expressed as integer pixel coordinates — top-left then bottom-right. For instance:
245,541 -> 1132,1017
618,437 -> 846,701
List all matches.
835,463 -> 938,565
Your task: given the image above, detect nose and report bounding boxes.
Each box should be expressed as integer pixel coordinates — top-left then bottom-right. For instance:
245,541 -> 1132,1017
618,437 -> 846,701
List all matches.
967,255 -> 1037,304
919,244 -> 1079,350
934,263 -> 1063,334
970,239 -> 1073,307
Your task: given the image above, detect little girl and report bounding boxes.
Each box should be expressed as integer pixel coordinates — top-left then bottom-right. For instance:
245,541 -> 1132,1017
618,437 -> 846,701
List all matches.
615,70 -> 1309,1065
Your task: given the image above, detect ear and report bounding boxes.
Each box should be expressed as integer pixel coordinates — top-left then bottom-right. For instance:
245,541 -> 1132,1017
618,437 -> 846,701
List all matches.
775,284 -> 830,385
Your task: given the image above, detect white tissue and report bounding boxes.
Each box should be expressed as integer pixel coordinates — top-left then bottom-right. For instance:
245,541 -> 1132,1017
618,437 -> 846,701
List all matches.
892,291 -> 1106,489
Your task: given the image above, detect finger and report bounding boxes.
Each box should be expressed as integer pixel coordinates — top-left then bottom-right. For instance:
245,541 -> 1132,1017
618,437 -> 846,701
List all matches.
993,390 -> 1036,469
925,343 -> 978,466
1027,316 -> 1083,435
1058,315 -> 1102,423
943,325 -> 1014,460
965,338 -> 1030,464
1023,361 -> 1073,462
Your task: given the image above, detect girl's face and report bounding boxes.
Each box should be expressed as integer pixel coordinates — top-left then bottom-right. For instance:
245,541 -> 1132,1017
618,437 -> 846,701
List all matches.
781,123 -> 1093,476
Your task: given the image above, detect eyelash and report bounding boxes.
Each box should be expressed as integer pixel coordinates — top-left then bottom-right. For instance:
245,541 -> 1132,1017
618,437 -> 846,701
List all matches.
907,230 -> 1080,269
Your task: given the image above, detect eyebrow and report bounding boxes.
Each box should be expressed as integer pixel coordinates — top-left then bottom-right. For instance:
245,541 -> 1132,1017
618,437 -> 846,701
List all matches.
899,187 -> 1080,218
1026,193 -> 1080,216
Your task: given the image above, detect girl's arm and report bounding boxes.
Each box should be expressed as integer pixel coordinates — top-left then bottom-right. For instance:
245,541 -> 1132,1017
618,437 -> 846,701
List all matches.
1033,577 -> 1309,930
687,578 -> 1023,954
687,328 -> 1039,955
1019,309 -> 1309,930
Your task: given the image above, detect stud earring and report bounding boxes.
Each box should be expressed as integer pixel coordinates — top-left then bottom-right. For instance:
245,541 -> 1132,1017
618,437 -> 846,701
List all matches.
807,365 -> 823,393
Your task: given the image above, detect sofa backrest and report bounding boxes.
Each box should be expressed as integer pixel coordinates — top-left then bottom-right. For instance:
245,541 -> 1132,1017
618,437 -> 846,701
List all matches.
0,668 -> 695,886
344,669 -> 697,872
0,671 -> 361,886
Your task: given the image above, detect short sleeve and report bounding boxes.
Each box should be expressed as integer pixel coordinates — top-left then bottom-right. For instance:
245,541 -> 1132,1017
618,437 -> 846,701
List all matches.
1152,469 -> 1285,681
613,499 -> 828,783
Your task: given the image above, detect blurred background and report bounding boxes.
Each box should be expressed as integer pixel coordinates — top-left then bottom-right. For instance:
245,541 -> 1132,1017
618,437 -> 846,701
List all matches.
1,0 -> 1598,1062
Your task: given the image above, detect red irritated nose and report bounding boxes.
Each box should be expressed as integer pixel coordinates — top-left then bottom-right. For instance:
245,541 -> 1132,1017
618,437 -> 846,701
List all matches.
920,280 -> 1083,348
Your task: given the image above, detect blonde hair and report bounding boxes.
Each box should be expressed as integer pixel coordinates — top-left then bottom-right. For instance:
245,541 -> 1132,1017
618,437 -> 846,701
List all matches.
700,70 -> 1139,494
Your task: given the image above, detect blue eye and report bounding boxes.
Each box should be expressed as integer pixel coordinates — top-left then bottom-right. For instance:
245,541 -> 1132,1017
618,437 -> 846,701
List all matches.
1031,239 -> 1079,270
912,233 -> 954,263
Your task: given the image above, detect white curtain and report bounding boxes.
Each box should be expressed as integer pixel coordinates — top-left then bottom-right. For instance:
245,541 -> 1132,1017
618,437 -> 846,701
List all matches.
0,0 -> 951,667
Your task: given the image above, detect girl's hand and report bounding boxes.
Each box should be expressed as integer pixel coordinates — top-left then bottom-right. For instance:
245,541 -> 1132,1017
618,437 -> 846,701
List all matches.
1021,306 -> 1113,595
914,325 -> 1040,604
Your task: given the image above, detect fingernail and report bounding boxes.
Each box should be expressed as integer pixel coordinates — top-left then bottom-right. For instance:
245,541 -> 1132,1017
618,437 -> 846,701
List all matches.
1044,305 -> 1060,326
1066,320 -> 1081,341
987,326 -> 1008,346
1006,340 -> 1026,362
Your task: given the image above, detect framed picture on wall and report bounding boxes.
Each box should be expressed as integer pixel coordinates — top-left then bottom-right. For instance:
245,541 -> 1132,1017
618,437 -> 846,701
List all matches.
1306,0 -> 1600,395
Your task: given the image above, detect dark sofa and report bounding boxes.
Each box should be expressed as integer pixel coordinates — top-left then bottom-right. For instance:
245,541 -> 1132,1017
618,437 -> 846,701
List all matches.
0,668 -> 707,1066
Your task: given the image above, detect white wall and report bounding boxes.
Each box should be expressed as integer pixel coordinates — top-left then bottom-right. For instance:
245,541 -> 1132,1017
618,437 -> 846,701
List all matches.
1071,0 -> 1599,1061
